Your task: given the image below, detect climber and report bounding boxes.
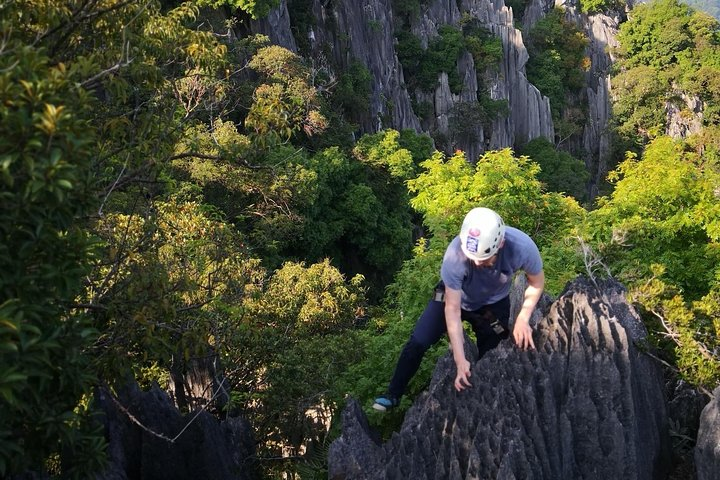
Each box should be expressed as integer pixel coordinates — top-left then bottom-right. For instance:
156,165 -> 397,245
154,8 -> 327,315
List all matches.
373,207 -> 545,411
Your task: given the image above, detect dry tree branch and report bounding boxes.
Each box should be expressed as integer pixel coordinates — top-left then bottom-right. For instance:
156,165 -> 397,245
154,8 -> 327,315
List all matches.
650,309 -> 719,364
576,236 -> 612,288
98,154 -> 129,217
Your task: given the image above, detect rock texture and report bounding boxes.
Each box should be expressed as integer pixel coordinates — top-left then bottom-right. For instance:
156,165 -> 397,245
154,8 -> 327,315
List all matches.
307,0 -> 422,134
666,90 -> 704,140
249,0 -> 298,52
95,383 -> 258,480
252,0 -> 554,159
541,0 -> 622,201
329,276 -> 672,479
695,387 -> 720,480
412,0 -> 555,158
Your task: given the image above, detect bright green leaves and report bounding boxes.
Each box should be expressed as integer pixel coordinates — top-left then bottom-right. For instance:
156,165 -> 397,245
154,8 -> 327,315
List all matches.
409,148 -> 584,248
247,45 -> 327,146
90,197 -> 259,379
631,276 -> 720,390
228,260 -> 367,458
408,150 -> 475,238
586,135 -> 720,390
616,0 -> 694,69
589,137 -> 720,296
193,0 -> 280,19
613,0 -> 720,144
353,129 -> 416,179
578,0 -> 624,14
407,147 -> 586,296
244,259 -> 365,335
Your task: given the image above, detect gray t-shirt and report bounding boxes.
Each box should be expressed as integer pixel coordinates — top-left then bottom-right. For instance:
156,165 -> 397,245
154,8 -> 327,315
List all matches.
440,226 -> 543,311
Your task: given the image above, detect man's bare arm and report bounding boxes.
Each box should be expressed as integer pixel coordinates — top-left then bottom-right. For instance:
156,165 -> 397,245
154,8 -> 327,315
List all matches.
445,287 -> 472,391
512,270 -> 545,350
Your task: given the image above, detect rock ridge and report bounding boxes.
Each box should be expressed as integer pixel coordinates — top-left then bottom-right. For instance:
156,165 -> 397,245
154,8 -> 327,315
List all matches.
329,276 -> 672,479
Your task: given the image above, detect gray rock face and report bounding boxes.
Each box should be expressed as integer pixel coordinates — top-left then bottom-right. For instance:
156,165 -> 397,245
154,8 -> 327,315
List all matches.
252,0 -> 553,157
249,0 -> 298,52
329,276 -> 672,479
522,0 -> 557,31
544,0 -> 621,201
95,383 -> 258,480
580,12 -> 620,200
413,0 -> 555,157
308,0 -> 421,134
695,387 -> 720,480
666,90 -> 704,139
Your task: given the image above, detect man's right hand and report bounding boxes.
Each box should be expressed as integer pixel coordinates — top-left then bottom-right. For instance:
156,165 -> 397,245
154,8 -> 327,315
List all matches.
454,358 -> 472,391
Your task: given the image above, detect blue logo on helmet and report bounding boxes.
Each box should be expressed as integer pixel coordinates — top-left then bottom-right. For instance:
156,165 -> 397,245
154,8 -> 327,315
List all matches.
466,237 -> 479,253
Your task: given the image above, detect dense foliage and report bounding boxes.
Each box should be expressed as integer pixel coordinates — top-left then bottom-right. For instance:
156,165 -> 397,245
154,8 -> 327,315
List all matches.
613,0 -> 720,146
396,26 -> 467,94
518,138 -> 589,202
585,137 -> 720,388
0,39 -> 103,476
579,0 -> 624,14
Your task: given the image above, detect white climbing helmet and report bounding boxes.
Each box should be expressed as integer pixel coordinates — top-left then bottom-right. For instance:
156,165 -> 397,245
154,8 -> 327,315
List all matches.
459,207 -> 506,261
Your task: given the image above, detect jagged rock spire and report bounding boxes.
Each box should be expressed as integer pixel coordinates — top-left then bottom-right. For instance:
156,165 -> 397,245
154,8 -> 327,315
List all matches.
329,276 -> 672,479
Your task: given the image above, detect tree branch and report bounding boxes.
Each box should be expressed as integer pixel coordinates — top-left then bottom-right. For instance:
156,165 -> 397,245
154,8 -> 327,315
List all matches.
169,151 -> 272,170
105,376 -> 229,444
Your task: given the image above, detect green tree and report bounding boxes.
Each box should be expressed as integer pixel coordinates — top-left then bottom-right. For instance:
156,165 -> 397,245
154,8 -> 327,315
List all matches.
0,35 -> 102,478
408,149 -> 584,253
519,137 -> 589,202
586,136 -> 720,390
194,0 -> 281,19
89,196 -> 259,383
236,260 -> 366,459
297,130 -> 427,296
613,0 -> 720,146
396,26 -> 467,93
246,45 -> 327,146
331,61 -> 372,126
579,0 -> 625,14
0,0 -> 241,475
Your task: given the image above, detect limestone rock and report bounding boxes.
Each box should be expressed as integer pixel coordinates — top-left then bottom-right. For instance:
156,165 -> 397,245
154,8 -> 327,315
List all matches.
547,0 -> 622,201
249,0 -> 298,52
666,91 -> 703,139
251,0 -> 553,157
95,382 -> 258,480
413,0 -> 555,155
307,0 -> 421,134
328,276 -> 672,479
695,387 -> 720,480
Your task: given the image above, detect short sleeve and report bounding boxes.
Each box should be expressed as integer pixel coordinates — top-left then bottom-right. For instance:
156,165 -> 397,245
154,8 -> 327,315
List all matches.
521,236 -> 543,275
440,237 -> 468,290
